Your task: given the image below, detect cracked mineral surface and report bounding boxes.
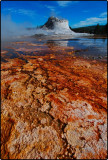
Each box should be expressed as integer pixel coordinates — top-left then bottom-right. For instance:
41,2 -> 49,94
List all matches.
1,41 -> 107,159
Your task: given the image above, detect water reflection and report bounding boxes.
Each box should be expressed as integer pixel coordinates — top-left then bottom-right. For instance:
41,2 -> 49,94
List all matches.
1,37 -> 107,61
102,38 -> 106,43
46,40 -> 68,48
45,38 -> 107,59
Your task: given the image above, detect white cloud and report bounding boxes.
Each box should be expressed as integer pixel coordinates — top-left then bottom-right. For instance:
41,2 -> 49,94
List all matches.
45,5 -> 55,12
3,8 -> 36,17
73,13 -> 107,27
99,12 -> 107,17
45,5 -> 61,17
57,1 -> 78,7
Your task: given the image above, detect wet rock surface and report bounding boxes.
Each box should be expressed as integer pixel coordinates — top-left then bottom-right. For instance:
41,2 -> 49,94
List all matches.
1,41 -> 107,159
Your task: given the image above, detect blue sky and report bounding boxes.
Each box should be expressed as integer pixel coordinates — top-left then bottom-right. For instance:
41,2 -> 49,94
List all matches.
1,1 -> 107,28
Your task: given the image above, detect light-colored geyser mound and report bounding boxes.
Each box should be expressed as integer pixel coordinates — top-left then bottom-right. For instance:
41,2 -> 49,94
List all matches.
35,16 -> 92,37
41,16 -> 75,35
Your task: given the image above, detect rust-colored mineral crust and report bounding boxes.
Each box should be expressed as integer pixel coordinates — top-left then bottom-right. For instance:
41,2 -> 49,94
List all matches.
1,43 -> 107,159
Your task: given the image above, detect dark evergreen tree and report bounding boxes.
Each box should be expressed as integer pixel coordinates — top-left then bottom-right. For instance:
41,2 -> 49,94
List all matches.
104,23 -> 107,34
94,23 -> 100,34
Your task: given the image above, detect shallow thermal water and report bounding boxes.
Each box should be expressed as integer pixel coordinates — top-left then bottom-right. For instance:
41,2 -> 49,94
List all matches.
1,37 -> 107,61
43,38 -> 107,59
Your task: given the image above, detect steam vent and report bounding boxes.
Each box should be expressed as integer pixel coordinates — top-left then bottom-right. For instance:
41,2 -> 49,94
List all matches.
42,16 -> 75,34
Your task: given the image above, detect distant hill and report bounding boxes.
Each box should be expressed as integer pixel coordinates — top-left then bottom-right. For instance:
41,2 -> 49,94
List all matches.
70,24 -> 107,35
